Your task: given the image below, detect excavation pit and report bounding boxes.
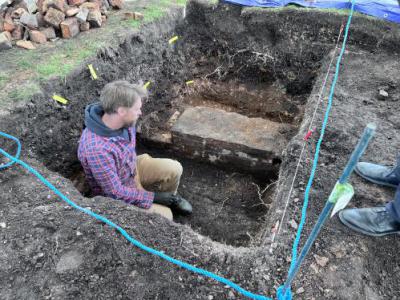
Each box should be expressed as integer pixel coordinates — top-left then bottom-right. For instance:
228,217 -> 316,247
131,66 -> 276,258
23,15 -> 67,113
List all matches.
2,2 -> 320,248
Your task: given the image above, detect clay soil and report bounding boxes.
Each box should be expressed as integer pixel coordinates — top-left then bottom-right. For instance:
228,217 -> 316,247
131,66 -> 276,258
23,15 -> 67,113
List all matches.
1,1 -> 400,299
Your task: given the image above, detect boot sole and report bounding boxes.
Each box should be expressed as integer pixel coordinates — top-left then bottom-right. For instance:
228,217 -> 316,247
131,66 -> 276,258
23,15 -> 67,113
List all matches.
338,211 -> 400,237
354,168 -> 398,188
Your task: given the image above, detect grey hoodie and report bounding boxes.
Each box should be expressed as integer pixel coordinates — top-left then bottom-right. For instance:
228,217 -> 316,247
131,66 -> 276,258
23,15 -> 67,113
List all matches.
84,102 -> 129,140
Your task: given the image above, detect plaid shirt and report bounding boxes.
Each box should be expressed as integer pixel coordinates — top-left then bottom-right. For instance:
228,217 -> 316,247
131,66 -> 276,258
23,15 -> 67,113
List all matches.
78,127 -> 154,209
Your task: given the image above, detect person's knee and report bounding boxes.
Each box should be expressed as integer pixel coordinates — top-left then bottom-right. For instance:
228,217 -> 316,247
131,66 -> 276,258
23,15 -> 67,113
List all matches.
172,160 -> 183,178
165,159 -> 183,180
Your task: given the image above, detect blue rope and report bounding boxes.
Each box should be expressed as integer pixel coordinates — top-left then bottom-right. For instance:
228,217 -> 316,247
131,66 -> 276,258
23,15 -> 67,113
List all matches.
0,131 -> 21,170
0,131 -> 270,300
278,1 -> 357,299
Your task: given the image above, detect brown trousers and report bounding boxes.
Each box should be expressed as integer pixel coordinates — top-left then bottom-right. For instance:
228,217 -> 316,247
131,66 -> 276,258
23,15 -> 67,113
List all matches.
134,154 -> 183,221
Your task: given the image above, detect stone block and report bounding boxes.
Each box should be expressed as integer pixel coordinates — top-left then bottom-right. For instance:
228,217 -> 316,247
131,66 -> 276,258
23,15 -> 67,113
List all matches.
3,18 -> 15,31
36,12 -> 46,27
67,0 -> 85,5
101,0 -> 109,10
29,29 -> 47,43
40,26 -> 56,39
171,107 -> 294,174
133,11 -> 143,20
0,0 -> 13,9
11,24 -> 24,40
79,21 -> 89,31
123,11 -> 143,20
80,2 -> 99,10
16,39 -> 36,49
44,7 -> 65,28
44,0 -> 67,12
36,0 -> 46,13
60,17 -> 79,38
23,0 -> 37,14
75,7 -> 88,22
3,31 -> 11,40
11,7 -> 27,18
108,0 -> 122,9
20,11 -> 39,29
87,9 -> 101,27
0,31 -> 12,50
66,7 -> 79,17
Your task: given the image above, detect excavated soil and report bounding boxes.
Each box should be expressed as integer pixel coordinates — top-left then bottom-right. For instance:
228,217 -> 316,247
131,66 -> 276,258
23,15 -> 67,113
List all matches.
1,1 -> 400,299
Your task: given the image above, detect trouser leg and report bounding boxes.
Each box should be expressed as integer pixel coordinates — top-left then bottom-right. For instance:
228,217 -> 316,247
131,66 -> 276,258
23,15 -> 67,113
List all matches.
136,153 -> 183,194
134,154 -> 184,220
386,184 -> 400,223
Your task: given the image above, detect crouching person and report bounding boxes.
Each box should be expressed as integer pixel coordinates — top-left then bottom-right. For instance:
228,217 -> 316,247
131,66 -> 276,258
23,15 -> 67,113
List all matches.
78,80 -> 192,221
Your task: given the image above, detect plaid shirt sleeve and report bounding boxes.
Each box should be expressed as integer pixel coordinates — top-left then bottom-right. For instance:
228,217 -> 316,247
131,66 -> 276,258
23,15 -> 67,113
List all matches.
86,148 -> 154,209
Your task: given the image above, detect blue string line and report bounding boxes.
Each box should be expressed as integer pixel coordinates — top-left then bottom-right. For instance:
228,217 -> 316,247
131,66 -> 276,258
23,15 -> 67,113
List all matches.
0,131 -> 271,300
287,0 -> 356,277
0,131 -> 21,170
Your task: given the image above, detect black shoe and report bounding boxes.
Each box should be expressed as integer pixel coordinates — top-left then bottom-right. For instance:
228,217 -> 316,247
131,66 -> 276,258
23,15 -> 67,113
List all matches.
153,192 -> 192,215
339,207 -> 400,236
355,162 -> 399,188
171,194 -> 192,215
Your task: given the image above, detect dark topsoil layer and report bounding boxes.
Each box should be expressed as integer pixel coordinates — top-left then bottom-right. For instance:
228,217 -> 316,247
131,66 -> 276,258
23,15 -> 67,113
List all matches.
1,1 -> 400,299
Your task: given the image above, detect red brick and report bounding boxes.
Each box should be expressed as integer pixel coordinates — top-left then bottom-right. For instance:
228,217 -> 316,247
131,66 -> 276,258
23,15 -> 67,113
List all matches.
3,19 -> 15,32
60,17 -> 79,38
79,21 -> 90,31
29,30 -> 47,43
44,7 -> 65,28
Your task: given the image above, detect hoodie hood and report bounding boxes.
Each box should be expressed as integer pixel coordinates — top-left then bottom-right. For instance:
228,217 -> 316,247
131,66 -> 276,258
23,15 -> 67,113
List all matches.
84,102 -> 129,139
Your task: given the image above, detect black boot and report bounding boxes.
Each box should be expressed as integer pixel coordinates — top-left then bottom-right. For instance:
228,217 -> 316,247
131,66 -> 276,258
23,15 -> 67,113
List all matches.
154,192 -> 192,215
339,206 -> 400,236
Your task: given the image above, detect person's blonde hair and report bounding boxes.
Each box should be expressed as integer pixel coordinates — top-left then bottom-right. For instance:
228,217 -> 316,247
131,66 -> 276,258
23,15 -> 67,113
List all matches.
100,80 -> 148,114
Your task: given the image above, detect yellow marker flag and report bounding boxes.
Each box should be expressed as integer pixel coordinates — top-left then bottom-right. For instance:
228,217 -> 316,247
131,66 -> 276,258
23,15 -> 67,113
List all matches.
143,81 -> 151,89
52,95 -> 68,105
168,35 -> 179,44
88,64 -> 98,80
186,80 -> 194,85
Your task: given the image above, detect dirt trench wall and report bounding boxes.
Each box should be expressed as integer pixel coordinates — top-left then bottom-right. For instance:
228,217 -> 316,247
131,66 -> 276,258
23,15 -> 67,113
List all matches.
181,1 -> 400,94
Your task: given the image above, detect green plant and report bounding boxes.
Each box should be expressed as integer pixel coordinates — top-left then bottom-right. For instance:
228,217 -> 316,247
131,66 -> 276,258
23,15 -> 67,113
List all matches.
8,82 -> 41,102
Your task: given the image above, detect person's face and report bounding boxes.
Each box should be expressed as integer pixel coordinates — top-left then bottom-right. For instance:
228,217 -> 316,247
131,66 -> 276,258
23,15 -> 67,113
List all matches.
118,98 -> 142,127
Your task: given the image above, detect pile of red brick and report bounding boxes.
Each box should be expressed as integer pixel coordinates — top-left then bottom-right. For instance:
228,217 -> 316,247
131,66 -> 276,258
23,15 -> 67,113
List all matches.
0,0 -> 123,50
